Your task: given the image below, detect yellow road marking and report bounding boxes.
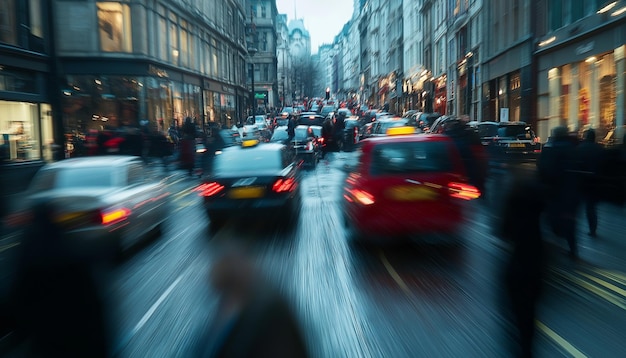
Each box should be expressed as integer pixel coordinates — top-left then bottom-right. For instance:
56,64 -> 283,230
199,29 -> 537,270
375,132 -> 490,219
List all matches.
536,320 -> 587,358
378,251 -> 411,294
578,271 -> 626,298
552,268 -> 626,310
589,267 -> 626,286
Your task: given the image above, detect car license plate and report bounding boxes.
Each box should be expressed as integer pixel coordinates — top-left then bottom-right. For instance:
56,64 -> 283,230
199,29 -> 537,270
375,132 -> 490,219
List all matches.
508,143 -> 525,148
229,186 -> 265,199
387,186 -> 438,201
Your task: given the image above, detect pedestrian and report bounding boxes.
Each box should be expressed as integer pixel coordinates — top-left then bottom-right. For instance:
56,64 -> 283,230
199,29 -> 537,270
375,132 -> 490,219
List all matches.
198,241 -> 309,358
10,199 -> 111,357
575,128 -> 605,237
537,125 -> 581,258
498,173 -> 546,358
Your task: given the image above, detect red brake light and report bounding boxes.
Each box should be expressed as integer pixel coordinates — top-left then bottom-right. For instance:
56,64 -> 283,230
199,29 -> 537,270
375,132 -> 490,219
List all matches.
448,182 -> 481,200
272,177 -> 296,192
195,182 -> 225,197
101,207 -> 131,225
347,189 -> 375,205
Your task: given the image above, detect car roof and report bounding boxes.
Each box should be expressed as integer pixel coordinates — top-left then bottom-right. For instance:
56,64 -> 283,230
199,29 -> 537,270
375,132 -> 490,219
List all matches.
222,142 -> 285,153
363,133 -> 453,146
43,155 -> 140,169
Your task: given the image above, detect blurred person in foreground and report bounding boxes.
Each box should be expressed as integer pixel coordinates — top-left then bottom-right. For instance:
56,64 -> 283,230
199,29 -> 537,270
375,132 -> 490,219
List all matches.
537,125 -> 581,258
575,128 -> 605,237
10,199 -> 110,357
498,172 -> 546,358
199,242 -> 309,358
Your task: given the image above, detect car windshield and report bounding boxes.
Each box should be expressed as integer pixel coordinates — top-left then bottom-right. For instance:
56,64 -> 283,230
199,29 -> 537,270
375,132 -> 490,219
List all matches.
370,141 -> 452,175
31,167 -> 114,190
294,127 -> 313,140
477,124 -> 499,137
271,129 -> 289,141
214,149 -> 282,174
497,126 -> 533,139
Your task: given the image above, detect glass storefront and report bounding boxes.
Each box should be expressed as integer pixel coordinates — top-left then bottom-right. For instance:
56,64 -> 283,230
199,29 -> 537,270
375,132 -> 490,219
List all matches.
0,100 -> 51,162
61,75 -> 205,157
552,51 -> 617,141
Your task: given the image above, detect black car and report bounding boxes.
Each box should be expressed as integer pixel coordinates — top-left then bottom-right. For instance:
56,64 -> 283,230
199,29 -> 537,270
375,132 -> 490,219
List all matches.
292,125 -> 322,168
198,140 -> 301,232
471,121 -> 541,164
342,117 -> 361,151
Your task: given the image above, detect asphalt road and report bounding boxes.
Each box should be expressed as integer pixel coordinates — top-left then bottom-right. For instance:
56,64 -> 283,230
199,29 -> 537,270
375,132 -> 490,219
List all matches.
2,153 -> 626,357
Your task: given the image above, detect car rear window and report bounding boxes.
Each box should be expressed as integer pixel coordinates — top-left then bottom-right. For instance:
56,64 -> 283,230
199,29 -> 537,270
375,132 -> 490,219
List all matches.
271,129 -> 289,141
31,167 -> 114,190
370,141 -> 452,175
214,149 -> 282,174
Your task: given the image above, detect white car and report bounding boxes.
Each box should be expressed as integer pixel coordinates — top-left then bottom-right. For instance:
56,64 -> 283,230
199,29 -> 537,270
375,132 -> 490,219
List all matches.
18,156 -> 171,259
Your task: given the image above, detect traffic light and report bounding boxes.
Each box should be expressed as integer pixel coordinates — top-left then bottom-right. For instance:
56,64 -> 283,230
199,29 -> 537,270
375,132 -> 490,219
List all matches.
325,88 -> 330,100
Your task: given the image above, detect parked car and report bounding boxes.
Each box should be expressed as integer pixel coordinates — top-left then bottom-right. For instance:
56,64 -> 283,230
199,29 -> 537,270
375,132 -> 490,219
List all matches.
471,121 -> 542,164
197,140 -> 301,232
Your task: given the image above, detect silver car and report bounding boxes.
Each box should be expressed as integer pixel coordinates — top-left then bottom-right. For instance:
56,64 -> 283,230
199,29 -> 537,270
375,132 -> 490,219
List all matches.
20,156 -> 170,259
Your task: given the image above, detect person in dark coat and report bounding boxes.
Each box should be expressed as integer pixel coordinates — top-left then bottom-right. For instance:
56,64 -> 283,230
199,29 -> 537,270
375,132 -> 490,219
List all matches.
10,199 -> 111,357
498,173 -> 546,358
199,242 -> 309,358
575,129 -> 605,237
537,125 -> 581,258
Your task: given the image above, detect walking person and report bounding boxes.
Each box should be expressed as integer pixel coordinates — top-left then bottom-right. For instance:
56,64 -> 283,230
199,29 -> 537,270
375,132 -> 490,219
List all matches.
198,242 -> 309,358
537,125 -> 581,258
575,128 -> 605,237
498,173 -> 546,358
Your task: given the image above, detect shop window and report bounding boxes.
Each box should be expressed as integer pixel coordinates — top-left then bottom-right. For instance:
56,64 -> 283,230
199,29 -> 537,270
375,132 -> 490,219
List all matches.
97,2 -> 132,53
0,100 -> 41,161
0,0 -> 17,45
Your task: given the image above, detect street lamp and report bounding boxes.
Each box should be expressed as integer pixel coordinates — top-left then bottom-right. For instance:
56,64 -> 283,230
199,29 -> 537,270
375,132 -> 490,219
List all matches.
248,47 -> 258,115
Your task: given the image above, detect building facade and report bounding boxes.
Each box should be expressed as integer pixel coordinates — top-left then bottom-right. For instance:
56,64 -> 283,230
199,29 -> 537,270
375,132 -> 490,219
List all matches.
55,0 -> 249,156
534,1 -> 626,143
1,0 -> 56,193
247,0 -> 279,113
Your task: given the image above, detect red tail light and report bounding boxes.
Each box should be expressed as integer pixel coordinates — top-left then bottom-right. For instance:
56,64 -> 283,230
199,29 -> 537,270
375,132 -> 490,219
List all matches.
448,182 -> 481,200
100,207 -> 131,225
347,189 -> 375,205
305,141 -> 313,151
195,182 -> 225,197
272,177 -> 296,192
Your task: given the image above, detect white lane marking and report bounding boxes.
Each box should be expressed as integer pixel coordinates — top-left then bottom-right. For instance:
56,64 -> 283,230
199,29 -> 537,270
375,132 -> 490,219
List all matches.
130,275 -> 184,336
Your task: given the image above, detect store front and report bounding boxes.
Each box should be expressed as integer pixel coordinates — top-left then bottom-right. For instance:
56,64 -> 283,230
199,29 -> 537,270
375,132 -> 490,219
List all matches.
434,75 -> 447,115
0,65 -> 55,164
536,25 -> 626,144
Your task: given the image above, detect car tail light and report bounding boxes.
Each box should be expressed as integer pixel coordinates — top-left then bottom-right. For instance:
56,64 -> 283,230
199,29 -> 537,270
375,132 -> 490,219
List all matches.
448,182 -> 481,200
306,141 -> 313,151
347,189 -> 375,205
100,207 -> 131,225
272,177 -> 296,193
195,182 -> 225,197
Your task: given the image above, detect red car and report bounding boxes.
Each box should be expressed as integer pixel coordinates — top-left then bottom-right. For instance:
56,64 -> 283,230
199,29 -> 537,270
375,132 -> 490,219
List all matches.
342,127 -> 481,244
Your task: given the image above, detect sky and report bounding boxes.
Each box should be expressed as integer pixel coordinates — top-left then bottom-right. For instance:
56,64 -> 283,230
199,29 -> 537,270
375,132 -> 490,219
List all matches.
275,0 -> 354,52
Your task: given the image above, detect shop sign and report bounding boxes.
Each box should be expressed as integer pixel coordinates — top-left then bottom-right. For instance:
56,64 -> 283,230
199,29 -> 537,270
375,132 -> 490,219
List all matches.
575,41 -> 594,56
149,65 -> 168,78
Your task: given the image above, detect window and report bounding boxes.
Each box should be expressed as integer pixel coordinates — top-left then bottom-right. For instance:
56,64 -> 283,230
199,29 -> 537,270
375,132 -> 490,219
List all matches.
370,142 -> 452,175
0,100 -> 42,162
262,64 -> 269,81
261,5 -> 266,18
97,2 -> 132,52
169,14 -> 179,64
158,14 -> 167,60
0,0 -> 17,45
